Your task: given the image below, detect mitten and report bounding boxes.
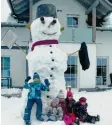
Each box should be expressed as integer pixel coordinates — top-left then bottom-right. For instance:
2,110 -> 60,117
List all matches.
25,76 -> 31,82
44,79 -> 50,86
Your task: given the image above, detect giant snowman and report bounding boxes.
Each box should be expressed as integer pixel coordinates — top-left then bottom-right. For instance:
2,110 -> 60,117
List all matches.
26,4 -> 67,101
21,4 -> 90,120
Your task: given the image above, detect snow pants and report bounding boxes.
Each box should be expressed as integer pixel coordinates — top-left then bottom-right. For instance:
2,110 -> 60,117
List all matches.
23,98 -> 42,122
63,113 -> 77,125
80,114 -> 97,123
84,114 -> 97,123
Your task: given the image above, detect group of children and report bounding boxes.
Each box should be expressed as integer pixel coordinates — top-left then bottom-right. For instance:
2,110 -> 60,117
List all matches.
23,73 -> 100,125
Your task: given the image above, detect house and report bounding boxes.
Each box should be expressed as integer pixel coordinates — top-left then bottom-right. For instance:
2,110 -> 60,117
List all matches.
1,0 -> 112,91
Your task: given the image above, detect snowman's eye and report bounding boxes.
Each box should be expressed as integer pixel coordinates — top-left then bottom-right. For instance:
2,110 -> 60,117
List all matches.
51,20 -> 57,25
40,17 -> 45,24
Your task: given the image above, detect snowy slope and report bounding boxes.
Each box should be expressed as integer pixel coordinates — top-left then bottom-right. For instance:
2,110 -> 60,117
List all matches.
1,90 -> 112,125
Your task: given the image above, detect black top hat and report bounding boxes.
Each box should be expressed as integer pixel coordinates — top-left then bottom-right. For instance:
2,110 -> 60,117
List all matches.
36,4 -> 57,18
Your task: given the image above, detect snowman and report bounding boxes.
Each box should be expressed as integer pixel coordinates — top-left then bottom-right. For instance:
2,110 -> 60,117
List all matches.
26,4 -> 67,102
21,4 -> 90,121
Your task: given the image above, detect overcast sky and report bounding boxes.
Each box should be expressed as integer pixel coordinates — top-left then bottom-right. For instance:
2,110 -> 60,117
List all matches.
1,0 -> 112,27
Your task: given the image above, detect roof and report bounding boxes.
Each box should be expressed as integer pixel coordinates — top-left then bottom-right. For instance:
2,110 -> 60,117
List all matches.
7,0 -> 112,23
77,0 -> 112,18
7,0 -> 41,23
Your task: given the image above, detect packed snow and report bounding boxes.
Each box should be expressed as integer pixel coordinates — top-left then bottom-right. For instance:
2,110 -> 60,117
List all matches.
27,16 -> 67,100
1,90 -> 112,125
1,88 -> 22,95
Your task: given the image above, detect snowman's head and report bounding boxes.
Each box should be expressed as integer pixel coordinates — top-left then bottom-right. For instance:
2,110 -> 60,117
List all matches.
31,4 -> 61,42
31,16 -> 61,42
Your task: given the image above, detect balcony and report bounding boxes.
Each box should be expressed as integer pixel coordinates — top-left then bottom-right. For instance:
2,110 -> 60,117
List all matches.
59,27 -> 92,43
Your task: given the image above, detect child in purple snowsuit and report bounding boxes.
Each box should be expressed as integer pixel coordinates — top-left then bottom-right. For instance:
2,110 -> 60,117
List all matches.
75,97 -> 100,124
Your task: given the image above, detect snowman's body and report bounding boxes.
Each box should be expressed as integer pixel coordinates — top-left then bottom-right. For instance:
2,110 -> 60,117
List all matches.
21,13 -> 67,121
26,17 -> 67,98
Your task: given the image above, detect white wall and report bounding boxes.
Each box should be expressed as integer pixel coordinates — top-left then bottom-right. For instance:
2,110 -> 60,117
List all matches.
1,49 -> 26,87
33,0 -> 87,28
96,31 -> 112,84
1,27 -> 30,46
96,31 -> 112,44
57,43 -> 96,88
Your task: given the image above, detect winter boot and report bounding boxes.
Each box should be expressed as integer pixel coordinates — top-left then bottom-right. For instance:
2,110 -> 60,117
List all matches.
96,115 -> 100,121
37,116 -> 44,121
91,118 -> 96,124
25,120 -> 31,125
75,118 -> 80,125
47,118 -> 55,121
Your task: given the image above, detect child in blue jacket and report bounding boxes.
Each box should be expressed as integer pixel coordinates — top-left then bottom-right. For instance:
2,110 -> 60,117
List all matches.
23,73 -> 50,125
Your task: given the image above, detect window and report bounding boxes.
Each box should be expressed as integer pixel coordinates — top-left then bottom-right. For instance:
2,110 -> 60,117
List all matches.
96,57 -> 108,85
67,14 -> 79,27
1,57 -> 10,87
64,56 -> 78,88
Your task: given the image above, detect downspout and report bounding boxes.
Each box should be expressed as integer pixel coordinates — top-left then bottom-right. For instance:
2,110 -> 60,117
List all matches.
26,0 -> 33,77
92,7 -> 96,42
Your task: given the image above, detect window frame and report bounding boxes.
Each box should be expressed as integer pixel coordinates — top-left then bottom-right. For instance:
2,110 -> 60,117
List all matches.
1,56 -> 10,77
67,14 -> 79,28
64,55 -> 78,88
96,56 -> 109,86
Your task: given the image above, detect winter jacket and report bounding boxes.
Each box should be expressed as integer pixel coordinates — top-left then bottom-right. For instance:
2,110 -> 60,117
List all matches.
43,105 -> 63,121
65,98 -> 76,114
75,102 -> 88,120
59,100 -> 67,116
79,42 -> 90,70
24,81 -> 49,99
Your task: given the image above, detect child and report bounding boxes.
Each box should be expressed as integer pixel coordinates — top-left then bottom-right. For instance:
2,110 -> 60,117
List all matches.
43,98 -> 63,121
23,73 -> 50,125
75,97 -> 100,124
57,90 -> 67,118
64,91 -> 80,125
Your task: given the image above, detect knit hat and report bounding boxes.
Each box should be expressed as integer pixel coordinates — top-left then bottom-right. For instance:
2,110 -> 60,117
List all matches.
67,91 -> 73,97
51,98 -> 59,105
79,97 -> 87,103
57,90 -> 65,99
33,72 -> 40,80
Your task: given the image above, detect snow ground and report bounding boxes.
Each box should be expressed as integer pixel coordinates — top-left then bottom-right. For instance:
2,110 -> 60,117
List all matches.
1,90 -> 112,125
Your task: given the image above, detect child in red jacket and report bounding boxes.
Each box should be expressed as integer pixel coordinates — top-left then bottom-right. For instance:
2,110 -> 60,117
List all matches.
64,91 -> 80,125
57,90 -> 67,118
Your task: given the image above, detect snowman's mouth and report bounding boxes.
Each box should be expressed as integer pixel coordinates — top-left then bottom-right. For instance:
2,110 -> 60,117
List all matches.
42,31 -> 57,36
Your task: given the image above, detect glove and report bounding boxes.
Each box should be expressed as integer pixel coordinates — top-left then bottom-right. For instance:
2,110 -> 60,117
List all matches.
44,79 -> 50,86
25,76 -> 31,82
